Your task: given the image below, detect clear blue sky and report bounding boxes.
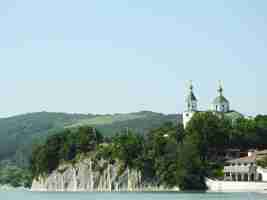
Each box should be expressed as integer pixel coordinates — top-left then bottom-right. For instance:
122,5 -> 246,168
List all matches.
0,0 -> 266,117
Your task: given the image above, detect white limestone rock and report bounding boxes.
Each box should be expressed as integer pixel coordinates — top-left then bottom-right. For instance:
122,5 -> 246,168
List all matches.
31,158 -> 174,192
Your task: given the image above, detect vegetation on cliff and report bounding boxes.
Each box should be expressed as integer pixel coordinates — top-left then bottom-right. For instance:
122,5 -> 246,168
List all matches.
30,122 -> 182,188
0,111 -> 179,187
0,111 -> 179,168
27,113 -> 267,190
30,126 -> 103,177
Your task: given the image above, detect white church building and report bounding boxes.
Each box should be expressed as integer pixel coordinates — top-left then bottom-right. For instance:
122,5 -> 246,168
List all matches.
182,81 -> 242,128
182,82 -> 267,190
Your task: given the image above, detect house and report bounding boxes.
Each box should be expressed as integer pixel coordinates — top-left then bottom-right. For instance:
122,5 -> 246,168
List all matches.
223,150 -> 267,182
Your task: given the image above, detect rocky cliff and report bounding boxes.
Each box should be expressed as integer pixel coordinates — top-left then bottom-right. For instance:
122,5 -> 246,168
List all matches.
31,158 -> 178,192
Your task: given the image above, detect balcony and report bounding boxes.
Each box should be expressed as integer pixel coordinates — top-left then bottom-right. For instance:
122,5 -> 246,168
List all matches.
224,166 -> 256,174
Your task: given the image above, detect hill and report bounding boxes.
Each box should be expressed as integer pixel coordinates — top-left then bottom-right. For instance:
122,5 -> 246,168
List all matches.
0,111 -> 181,167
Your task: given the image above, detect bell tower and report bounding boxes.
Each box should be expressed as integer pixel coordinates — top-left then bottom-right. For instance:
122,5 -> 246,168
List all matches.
183,81 -> 198,128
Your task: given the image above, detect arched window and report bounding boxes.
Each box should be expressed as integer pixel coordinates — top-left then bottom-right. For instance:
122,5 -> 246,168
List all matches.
238,174 -> 242,181
258,174 -> 263,182
232,173 -> 236,181
250,174 -> 255,181
244,174 -> 248,181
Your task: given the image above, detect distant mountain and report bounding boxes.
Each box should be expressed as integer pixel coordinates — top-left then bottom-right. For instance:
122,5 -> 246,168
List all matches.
0,111 -> 182,167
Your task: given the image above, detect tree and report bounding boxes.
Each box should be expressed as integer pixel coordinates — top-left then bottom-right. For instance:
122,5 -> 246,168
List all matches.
112,131 -> 144,170
176,141 -> 206,190
186,112 -> 229,162
257,156 -> 267,168
30,126 -> 104,178
76,126 -> 102,153
176,112 -> 230,190
143,122 -> 181,187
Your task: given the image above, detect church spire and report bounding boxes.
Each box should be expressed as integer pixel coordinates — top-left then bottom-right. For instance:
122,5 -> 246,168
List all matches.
189,80 -> 193,91
212,80 -> 230,112
218,80 -> 223,96
186,80 -> 197,112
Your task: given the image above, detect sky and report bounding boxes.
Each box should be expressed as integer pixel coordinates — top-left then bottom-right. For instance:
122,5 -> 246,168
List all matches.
0,0 -> 267,118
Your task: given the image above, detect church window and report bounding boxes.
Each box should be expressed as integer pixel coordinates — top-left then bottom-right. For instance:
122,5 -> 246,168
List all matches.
232,174 -> 236,181
244,174 -> 248,181
258,174 -> 263,181
250,174 -> 255,181
237,174 -> 242,181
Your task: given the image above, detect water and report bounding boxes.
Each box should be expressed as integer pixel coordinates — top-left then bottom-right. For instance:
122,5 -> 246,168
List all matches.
1,190 -> 267,200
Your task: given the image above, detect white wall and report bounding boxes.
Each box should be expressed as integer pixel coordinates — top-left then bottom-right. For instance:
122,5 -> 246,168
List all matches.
257,167 -> 267,182
206,179 -> 267,192
182,111 -> 195,128
213,103 -> 229,112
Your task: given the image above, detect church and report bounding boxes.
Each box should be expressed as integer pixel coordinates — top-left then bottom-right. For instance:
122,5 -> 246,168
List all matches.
182,81 -> 243,128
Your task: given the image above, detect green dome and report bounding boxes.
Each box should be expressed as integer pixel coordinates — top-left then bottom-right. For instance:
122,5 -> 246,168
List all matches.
213,95 -> 229,105
225,111 -> 243,120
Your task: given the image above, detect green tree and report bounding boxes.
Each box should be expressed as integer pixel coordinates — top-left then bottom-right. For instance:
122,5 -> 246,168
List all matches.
144,122 -> 181,187
176,141 -> 206,190
30,126 -> 103,178
112,131 -> 144,170
176,112 -> 230,190
186,112 -> 229,162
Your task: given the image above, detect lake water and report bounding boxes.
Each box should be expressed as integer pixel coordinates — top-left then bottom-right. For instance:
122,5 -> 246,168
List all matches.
1,190 -> 267,200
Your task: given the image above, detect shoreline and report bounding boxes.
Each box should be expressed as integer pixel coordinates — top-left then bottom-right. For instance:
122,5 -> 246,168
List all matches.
206,179 -> 267,193
30,187 -> 180,193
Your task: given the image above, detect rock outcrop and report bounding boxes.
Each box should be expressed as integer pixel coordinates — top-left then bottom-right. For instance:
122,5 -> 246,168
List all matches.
31,158 -> 178,192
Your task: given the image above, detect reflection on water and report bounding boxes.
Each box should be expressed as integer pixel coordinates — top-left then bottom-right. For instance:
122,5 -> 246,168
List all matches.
1,190 -> 267,200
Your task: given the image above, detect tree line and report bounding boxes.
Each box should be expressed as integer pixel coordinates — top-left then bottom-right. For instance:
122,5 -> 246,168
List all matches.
29,113 -> 267,190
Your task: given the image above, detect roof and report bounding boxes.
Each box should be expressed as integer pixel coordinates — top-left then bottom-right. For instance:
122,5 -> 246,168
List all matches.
256,150 -> 267,155
186,91 -> 197,101
227,154 -> 256,164
224,111 -> 244,120
226,149 -> 267,164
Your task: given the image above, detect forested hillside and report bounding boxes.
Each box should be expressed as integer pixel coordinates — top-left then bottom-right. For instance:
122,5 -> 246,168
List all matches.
30,113 -> 267,191
0,111 -> 181,167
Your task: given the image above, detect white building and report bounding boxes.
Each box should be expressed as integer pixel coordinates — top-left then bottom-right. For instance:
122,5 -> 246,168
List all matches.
224,150 -> 267,182
182,82 -> 198,128
182,81 -> 242,128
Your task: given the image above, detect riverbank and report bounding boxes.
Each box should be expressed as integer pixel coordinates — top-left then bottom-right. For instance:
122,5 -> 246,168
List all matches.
0,184 -> 27,191
2,190 -> 267,200
206,178 -> 267,192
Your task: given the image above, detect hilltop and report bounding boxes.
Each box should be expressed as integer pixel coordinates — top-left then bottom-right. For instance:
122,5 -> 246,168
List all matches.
0,111 -> 181,167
